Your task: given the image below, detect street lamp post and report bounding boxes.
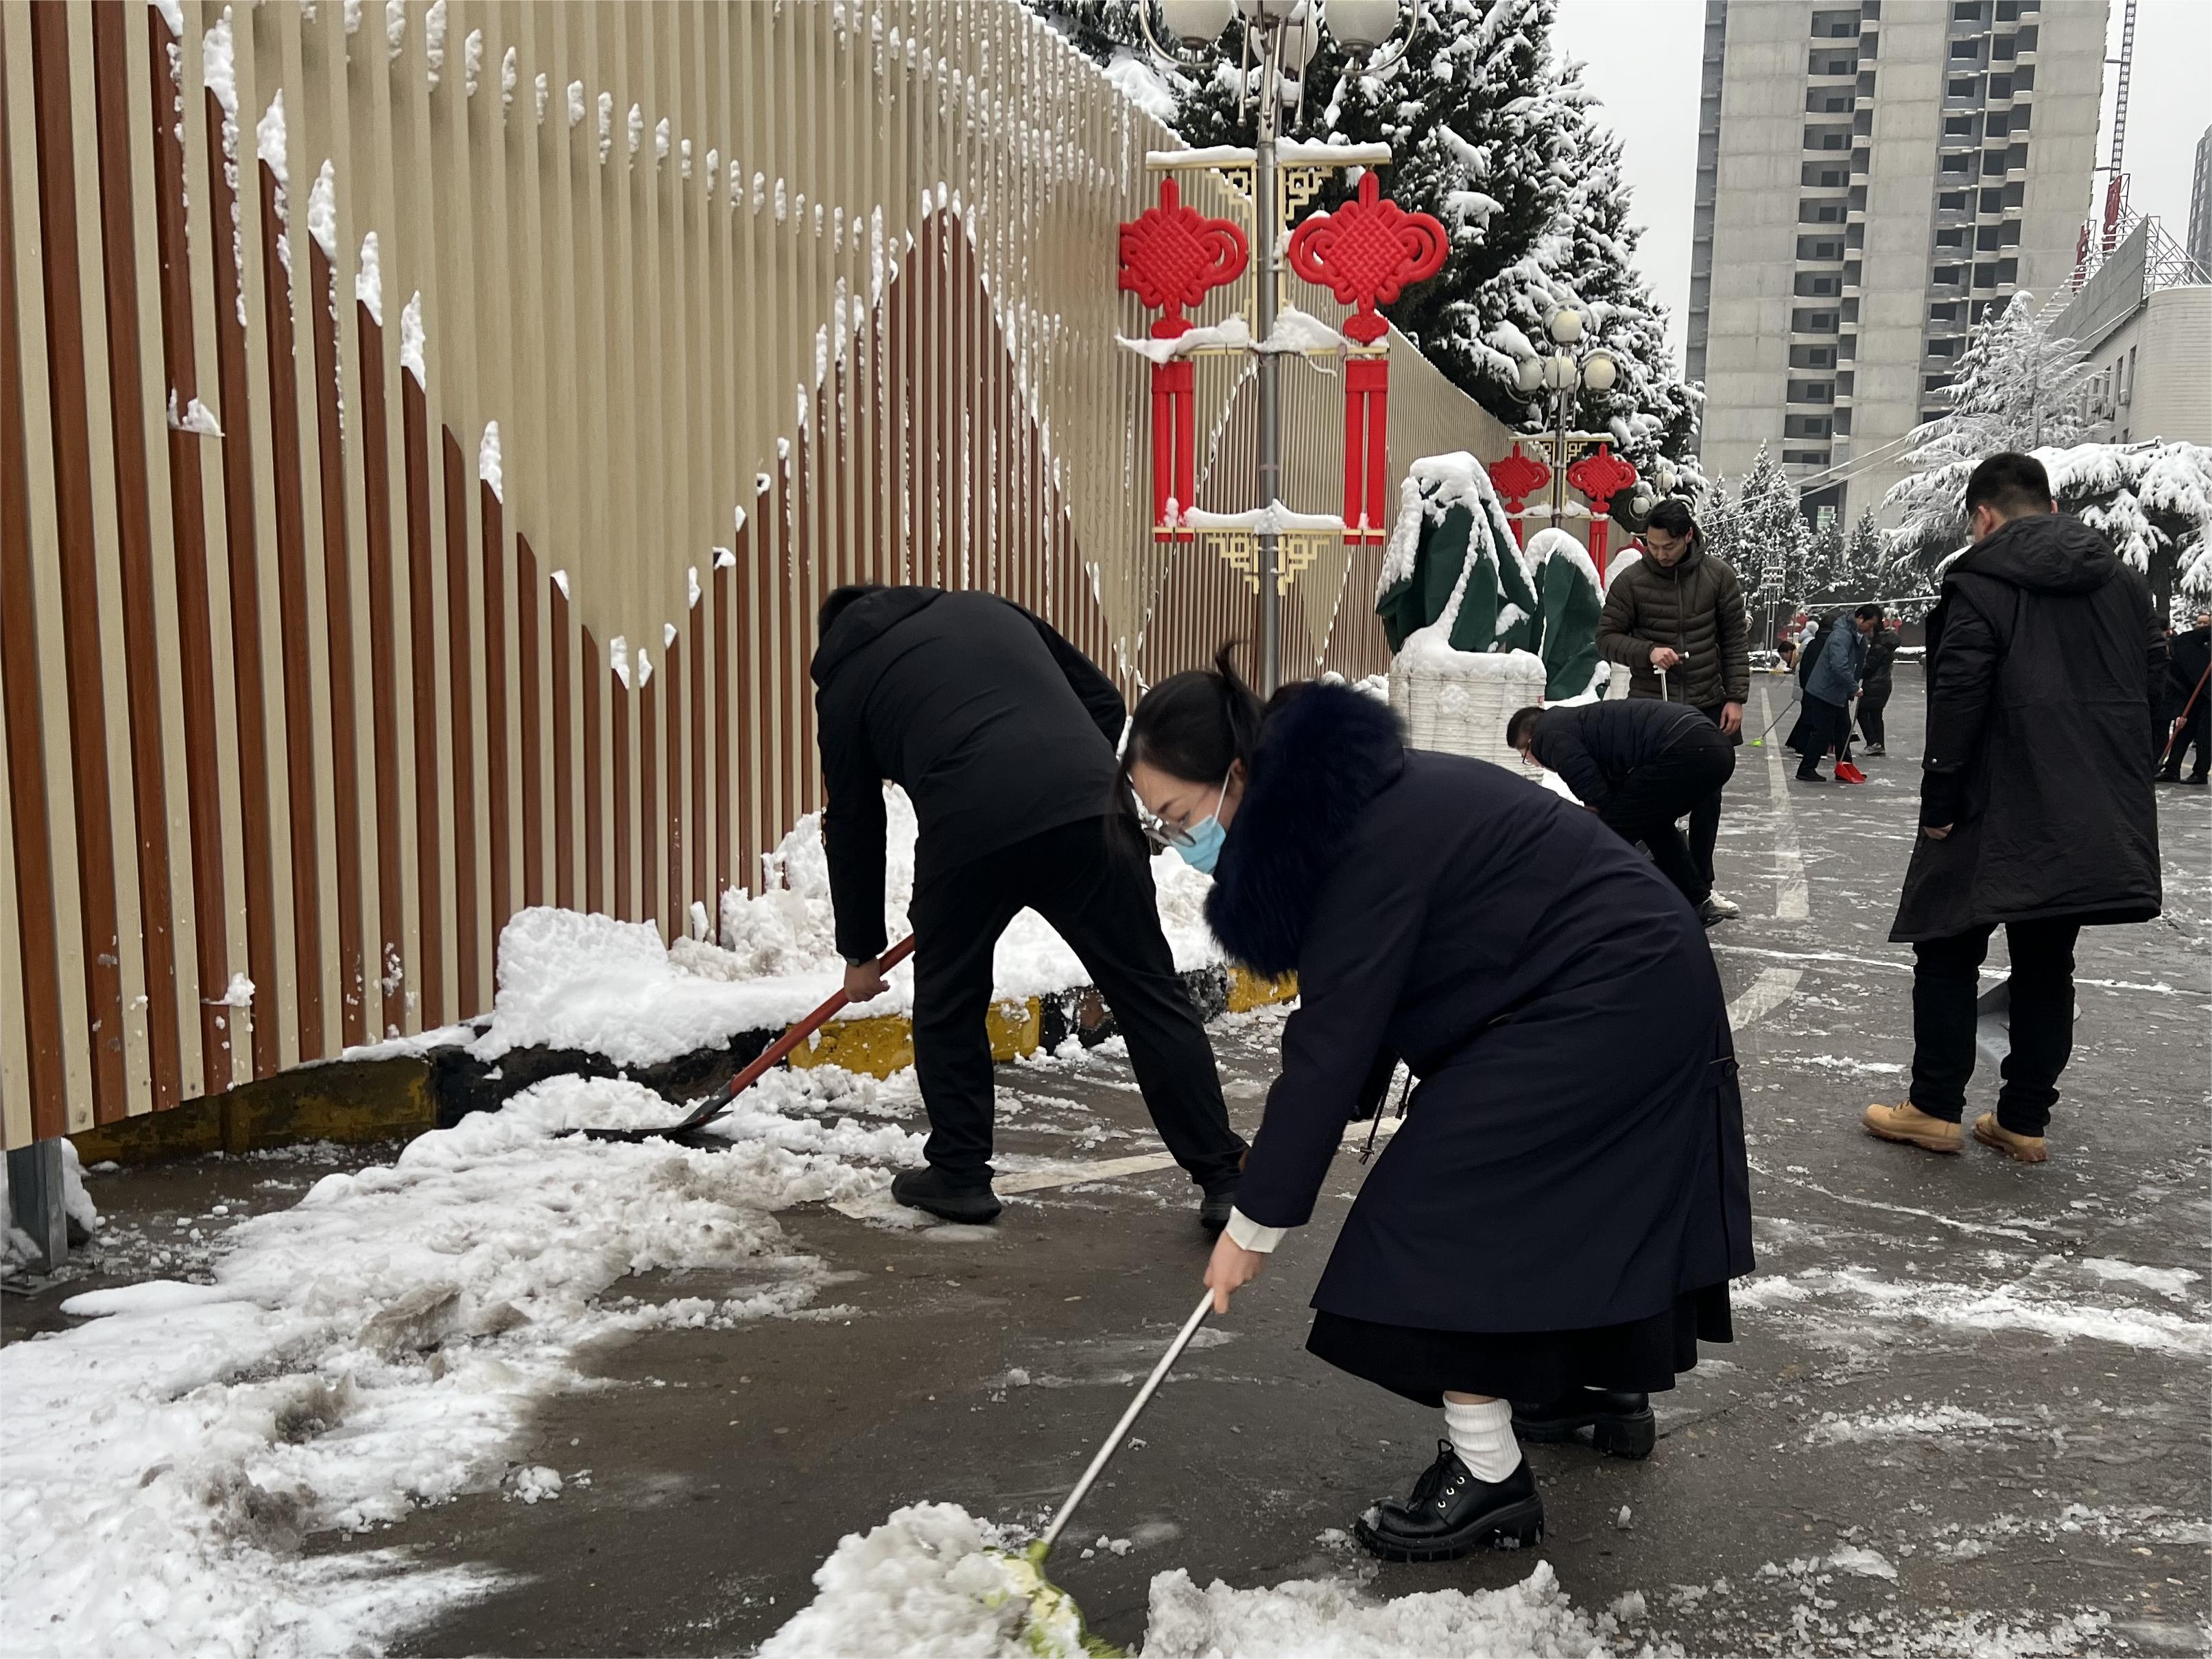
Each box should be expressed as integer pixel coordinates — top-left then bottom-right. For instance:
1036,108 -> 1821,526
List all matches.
1512,307 -> 1619,535
1138,0 -> 1425,690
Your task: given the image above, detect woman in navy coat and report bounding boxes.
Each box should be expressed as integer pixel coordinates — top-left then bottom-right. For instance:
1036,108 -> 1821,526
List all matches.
1123,654 -> 1754,1562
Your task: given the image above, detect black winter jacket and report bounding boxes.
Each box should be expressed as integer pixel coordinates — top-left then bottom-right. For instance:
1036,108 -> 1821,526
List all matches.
1597,542 -> 1750,711
812,588 -> 1124,961
1528,699 -> 1713,811
1891,513 -> 2163,943
1859,625 -> 1902,692
1207,687 -> 1753,1335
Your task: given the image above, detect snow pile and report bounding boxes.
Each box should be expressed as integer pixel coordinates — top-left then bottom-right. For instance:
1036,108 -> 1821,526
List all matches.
759,1504 -> 1087,1659
1142,1560 -> 1615,1658
478,421 -> 502,501
400,291 -> 427,383
165,390 -> 224,436
0,1070 -> 918,1658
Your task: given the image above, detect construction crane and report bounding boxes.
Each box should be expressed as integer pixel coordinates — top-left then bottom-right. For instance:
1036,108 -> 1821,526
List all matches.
2077,0 -> 2137,276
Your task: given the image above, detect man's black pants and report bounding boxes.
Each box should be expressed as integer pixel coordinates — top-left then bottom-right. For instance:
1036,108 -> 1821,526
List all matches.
1907,918 -> 2082,1138
905,815 -> 1248,1189
2161,694 -> 2209,780
1687,702 -> 1737,888
1857,683 -> 1892,749
1599,725 -> 1737,905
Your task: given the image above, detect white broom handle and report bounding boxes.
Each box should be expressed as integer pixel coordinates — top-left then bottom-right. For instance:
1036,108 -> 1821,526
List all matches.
1037,1290 -> 1215,1555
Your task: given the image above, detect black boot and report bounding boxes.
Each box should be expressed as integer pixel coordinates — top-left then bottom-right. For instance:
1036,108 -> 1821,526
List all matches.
1198,1177 -> 1239,1232
1352,1441 -> 1543,1563
1510,1386 -> 1656,1459
890,1165 -> 1002,1224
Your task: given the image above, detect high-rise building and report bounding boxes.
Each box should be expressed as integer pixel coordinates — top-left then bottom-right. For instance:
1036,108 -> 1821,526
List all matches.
1687,0 -> 2106,523
2189,126 -> 2212,279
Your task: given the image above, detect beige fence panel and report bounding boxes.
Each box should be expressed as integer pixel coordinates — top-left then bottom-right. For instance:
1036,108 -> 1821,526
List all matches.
2,0 -> 1514,1150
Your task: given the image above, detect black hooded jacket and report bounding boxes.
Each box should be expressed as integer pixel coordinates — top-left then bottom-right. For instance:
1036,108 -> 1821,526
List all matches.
1891,512 -> 2163,942
1527,698 -> 1713,811
811,588 -> 1124,962
1205,687 -> 1752,1334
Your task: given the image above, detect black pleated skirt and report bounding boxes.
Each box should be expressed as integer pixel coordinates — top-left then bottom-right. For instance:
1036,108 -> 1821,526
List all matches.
1307,1282 -> 1735,1409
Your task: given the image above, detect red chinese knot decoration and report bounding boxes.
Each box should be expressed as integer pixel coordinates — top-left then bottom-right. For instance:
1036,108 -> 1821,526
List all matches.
1486,444 -> 1552,549
1284,172 -> 1449,542
1118,180 -> 1250,535
1565,443 -> 1639,574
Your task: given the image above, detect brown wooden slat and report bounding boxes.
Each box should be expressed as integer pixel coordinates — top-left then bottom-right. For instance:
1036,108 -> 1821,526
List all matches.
665,636 -> 685,937
638,654 -> 658,931
517,533 -> 544,909
257,163 -> 324,1062
29,6 -> 130,1119
440,428 -> 479,1015
144,5 -> 229,1087
775,468 -> 796,836
358,301 -> 406,1040
202,78 -> 278,1080
712,553 -> 731,903
581,621 -> 602,916
89,2 -> 180,1106
610,662 -> 630,922
0,32 -> 70,1141
305,235 -> 366,1049
688,584 -> 705,910
481,475 -> 512,936
401,372 -> 444,1027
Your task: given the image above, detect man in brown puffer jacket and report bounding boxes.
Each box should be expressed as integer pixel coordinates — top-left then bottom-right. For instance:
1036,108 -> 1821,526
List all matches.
1597,498 -> 1751,924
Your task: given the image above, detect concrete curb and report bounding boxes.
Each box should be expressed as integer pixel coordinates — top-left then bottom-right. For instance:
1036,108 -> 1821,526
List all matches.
68,966 -> 1297,1168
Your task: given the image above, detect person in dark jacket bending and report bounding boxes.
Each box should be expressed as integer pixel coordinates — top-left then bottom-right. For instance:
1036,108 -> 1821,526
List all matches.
1866,455 -> 2163,1166
1855,614 -> 1901,755
1125,659 -> 1752,1562
1791,606 -> 1875,780
812,586 -> 1247,1227
2157,611 -> 2210,784
1506,700 -> 1737,921
1597,498 -> 1751,918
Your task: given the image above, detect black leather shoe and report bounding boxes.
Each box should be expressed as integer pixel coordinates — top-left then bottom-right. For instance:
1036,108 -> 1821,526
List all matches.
890,1165 -> 1002,1224
1352,1441 -> 1543,1562
1511,1387 -> 1656,1459
1198,1179 -> 1239,1232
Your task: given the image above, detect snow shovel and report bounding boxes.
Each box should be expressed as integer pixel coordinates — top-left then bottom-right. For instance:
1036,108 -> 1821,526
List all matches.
576,934 -> 916,1145
991,1289 -> 1218,1658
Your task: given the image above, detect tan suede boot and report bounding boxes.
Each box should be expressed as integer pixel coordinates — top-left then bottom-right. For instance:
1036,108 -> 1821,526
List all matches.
1973,1112 -> 2049,1164
1862,1101 -> 1964,1154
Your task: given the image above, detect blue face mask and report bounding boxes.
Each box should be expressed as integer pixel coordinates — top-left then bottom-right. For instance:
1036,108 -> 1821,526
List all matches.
1167,778 -> 1231,874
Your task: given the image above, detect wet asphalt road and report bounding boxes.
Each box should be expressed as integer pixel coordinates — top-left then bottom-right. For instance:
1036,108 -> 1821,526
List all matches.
16,673 -> 2210,1656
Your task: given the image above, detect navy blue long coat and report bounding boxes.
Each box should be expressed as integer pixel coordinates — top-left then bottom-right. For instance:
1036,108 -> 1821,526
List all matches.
1209,687 -> 1754,1335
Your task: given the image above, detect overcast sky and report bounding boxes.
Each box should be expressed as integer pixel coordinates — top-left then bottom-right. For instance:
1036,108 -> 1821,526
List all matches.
1554,0 -> 2212,373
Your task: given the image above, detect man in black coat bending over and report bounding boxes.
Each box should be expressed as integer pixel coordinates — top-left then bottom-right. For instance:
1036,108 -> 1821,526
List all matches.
1866,454 -> 2163,1166
812,584 -> 1248,1227
1507,700 -> 1737,922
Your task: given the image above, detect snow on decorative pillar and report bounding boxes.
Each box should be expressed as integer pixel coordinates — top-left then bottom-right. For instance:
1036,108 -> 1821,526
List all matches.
1283,172 -> 1446,544
1117,179 -> 1250,538
1565,443 -> 1639,577
1486,444 -> 1553,551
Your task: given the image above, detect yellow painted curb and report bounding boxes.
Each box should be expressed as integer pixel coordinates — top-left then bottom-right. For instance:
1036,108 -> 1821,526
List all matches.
789,997 -> 1044,1080
69,1057 -> 437,1168
1226,966 -> 1298,1013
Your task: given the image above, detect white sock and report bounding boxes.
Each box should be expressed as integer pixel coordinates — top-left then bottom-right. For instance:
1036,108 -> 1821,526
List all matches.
1442,1396 -> 1520,1483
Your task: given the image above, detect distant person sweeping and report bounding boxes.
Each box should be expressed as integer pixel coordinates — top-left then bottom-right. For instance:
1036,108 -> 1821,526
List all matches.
812,586 -> 1248,1228
1597,498 -> 1751,919
1126,657 -> 1752,1562
2157,610 -> 2210,785
1865,454 -> 2163,1166
1507,700 -> 1738,922
1855,612 -> 1901,756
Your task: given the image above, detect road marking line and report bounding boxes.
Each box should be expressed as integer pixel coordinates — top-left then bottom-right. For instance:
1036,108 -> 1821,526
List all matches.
1760,682 -> 1811,922
1727,966 -> 1803,1031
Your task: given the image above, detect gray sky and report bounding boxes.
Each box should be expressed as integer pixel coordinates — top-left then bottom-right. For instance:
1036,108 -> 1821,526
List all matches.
1555,0 -> 2212,373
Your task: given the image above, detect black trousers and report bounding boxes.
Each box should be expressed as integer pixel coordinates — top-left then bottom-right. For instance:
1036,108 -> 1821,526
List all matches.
1857,683 -> 1892,748
1687,702 -> 1734,888
905,815 -> 1248,1187
1795,695 -> 1848,775
1907,918 -> 2082,1136
2161,693 -> 2209,779
1598,726 -> 1737,905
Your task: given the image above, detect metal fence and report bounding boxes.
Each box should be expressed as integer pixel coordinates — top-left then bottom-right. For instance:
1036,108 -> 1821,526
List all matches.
1,0 -> 1508,1148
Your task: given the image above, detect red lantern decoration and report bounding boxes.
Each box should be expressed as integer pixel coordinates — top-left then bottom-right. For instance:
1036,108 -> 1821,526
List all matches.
1486,444 -> 1552,550
1285,172 -> 1448,543
1565,443 -> 1639,575
1118,180 -> 1250,536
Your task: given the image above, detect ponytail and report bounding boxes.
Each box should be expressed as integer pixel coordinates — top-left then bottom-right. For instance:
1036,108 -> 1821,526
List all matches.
1119,642 -> 1265,800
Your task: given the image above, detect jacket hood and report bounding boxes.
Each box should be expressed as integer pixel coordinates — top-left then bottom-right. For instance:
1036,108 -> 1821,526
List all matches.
809,586 -> 944,686
1205,685 -> 1406,979
1950,512 -> 2117,597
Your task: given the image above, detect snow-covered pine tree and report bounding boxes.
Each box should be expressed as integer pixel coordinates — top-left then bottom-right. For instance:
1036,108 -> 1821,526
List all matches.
1733,445 -> 1811,606
2043,440 -> 2212,620
1696,475 -> 1745,575
1805,517 -> 1846,604
1883,291 -> 2095,560
1843,507 -> 1885,595
1027,0 -> 1700,476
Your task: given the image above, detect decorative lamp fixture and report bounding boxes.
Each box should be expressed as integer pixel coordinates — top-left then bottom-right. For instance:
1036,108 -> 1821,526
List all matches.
1161,0 -> 1236,45
1514,355 -> 1545,394
1324,0 -> 1403,49
1581,349 -> 1619,394
1279,4 -> 1322,73
1547,307 -> 1584,345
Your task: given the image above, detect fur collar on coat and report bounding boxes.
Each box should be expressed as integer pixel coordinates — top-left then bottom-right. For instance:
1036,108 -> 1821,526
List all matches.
1205,686 -> 1407,979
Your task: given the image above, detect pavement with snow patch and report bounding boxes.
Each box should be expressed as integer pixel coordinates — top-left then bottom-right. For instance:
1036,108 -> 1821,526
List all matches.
6,673 -> 2208,1658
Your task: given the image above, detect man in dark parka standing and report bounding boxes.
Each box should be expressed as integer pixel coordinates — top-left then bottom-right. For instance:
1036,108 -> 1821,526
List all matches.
811,584 -> 1248,1226
1855,612 -> 1901,755
1865,454 -> 2163,1165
